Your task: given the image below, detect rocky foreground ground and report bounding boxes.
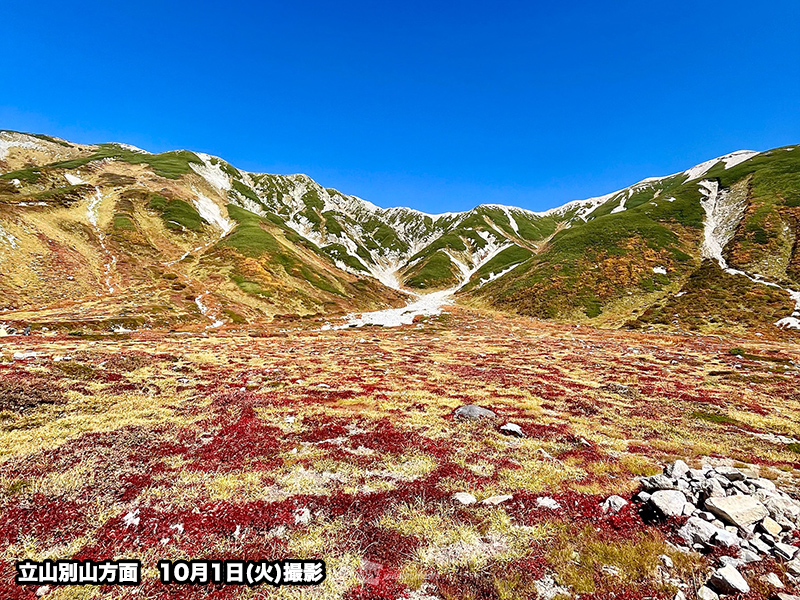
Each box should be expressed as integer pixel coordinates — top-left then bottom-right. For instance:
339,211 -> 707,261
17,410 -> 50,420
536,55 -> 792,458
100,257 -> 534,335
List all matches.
1,307 -> 799,599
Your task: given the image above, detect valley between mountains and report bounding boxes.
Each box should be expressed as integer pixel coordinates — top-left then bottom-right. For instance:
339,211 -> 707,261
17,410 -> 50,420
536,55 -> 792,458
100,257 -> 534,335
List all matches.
1,132 -> 800,600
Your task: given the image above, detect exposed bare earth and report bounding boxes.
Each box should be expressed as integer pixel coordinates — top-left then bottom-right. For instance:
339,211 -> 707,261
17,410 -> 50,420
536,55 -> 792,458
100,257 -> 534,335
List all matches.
1,306 -> 799,599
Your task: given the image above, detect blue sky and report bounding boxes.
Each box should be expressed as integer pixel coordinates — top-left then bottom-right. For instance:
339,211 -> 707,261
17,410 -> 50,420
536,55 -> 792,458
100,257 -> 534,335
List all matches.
1,1 -> 798,213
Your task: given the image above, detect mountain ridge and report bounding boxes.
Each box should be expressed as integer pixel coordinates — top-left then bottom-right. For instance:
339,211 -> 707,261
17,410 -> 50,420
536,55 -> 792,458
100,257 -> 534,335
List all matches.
1,130 -> 798,338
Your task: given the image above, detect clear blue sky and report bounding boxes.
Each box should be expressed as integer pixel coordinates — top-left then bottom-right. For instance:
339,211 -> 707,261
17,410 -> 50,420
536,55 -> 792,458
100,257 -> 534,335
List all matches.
1,1 -> 798,213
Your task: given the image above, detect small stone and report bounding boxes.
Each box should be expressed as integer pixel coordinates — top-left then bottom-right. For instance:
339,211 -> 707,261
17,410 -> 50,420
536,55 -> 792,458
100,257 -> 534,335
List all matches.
701,478 -> 727,499
673,591 -> 686,600
682,502 -> 696,516
454,405 -> 497,420
636,491 -> 652,503
678,517 -> 740,548
35,587 -> 50,597
666,460 -> 691,480
761,516 -> 783,537
786,557 -> 800,577
719,556 -> 743,568
640,474 -> 677,492
650,490 -> 687,518
500,422 -> 524,437
752,536 -> 773,554
659,554 -> 674,569
453,492 -> 477,505
740,549 -> 762,563
705,495 -> 769,529
760,572 -> 784,589
696,585 -> 719,600
714,466 -> 746,481
773,542 -> 799,561
601,495 -> 628,514
536,496 -> 560,510
689,468 -> 707,480
752,477 -> 777,491
709,564 -> 750,594
481,494 -> 513,506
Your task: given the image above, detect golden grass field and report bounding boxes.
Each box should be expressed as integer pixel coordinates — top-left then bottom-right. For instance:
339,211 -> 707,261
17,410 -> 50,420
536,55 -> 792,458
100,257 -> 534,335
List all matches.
1,305 -> 799,599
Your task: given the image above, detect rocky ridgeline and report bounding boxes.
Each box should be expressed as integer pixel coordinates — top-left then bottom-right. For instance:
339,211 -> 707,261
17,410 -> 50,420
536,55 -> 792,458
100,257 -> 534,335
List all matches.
632,460 -> 800,599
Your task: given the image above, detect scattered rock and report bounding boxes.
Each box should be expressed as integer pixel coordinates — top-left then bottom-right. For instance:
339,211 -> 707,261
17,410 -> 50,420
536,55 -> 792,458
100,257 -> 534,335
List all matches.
650,490 -> 687,518
666,460 -> 690,480
500,422 -> 524,437
601,495 -> 628,514
453,492 -> 477,505
481,494 -> 513,506
454,405 -> 497,420
773,542 -> 799,561
714,466 -> 746,481
786,557 -> 800,577
35,586 -> 50,597
659,554 -> 674,569
709,564 -> 750,594
536,496 -> 560,510
762,516 -> 783,537
696,585 -> 719,600
678,517 -> 739,548
760,572 -> 784,589
704,495 -> 769,529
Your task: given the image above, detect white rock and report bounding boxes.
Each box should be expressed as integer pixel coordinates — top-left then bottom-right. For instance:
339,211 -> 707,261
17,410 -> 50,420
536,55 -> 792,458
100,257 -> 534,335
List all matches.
659,554 -> 674,569
481,494 -> 513,506
667,460 -> 690,480
602,495 -> 628,514
678,517 -> 739,548
696,585 -> 719,600
500,422 -> 524,436
536,496 -> 561,510
773,542 -> 799,561
453,492 -> 477,505
713,466 -> 746,481
650,490 -> 687,517
35,586 -> 50,597
787,557 -> 800,577
761,516 -> 783,537
740,548 -> 762,563
709,564 -> 750,594
705,495 -> 769,528
760,572 -> 784,588
454,405 -> 497,420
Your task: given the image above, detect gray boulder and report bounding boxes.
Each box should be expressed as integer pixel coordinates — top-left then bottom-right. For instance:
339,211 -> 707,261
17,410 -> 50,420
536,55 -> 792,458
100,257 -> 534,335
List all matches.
678,517 -> 740,548
714,466 -> 746,481
772,542 -> 799,561
705,495 -> 769,529
709,564 -> 750,594
650,490 -> 687,518
666,460 -> 690,480
454,405 -> 497,420
602,495 -> 628,514
641,474 -> 677,492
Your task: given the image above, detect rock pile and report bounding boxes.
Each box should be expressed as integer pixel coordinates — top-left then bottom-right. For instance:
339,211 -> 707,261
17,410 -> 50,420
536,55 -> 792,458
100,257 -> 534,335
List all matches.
635,460 -> 800,598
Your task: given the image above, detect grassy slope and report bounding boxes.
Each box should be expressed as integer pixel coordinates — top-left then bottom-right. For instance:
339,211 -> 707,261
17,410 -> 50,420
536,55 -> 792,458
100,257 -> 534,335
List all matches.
472,149 -> 800,327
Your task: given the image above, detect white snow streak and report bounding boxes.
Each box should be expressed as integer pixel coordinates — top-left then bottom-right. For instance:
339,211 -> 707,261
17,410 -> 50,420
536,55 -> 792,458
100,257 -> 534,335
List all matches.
191,153 -> 232,192
0,223 -> 19,248
698,179 -> 800,330
0,131 -> 43,160
329,289 -> 454,329
192,191 -> 234,234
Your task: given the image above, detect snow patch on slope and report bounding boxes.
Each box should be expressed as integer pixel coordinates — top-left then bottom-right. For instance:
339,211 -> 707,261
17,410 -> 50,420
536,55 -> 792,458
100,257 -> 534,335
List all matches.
683,150 -> 758,182
0,131 -> 44,160
191,190 -> 234,234
191,153 -> 232,192
64,173 -> 86,186
329,289 -> 454,329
